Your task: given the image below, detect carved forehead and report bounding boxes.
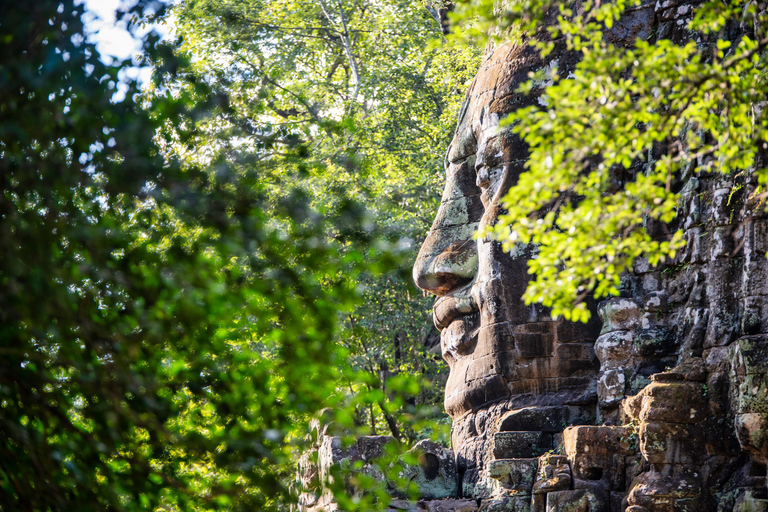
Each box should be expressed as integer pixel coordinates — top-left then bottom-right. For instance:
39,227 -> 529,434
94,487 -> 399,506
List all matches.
446,42 -> 545,164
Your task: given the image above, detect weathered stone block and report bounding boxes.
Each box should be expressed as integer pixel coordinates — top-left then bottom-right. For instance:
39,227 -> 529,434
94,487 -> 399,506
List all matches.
742,259 -> 768,298
512,322 -> 556,335
357,435 -> 394,460
555,313 -> 602,344
472,409 -> 492,437
752,218 -> 768,253
632,327 -> 673,358
563,427 -> 633,490
533,455 -> 571,494
623,455 -> 645,492
650,358 -> 706,383
488,458 -> 538,495
638,422 -> 704,464
678,226 -> 707,264
571,455 -> 626,492
563,426 -> 634,456
388,499 -> 419,510
506,358 -> 548,382
402,439 -> 458,500
732,335 -> 768,376
704,259 -> 741,349
516,332 -> 555,359
733,489 -> 768,512
555,343 -> 598,371
482,327 -> 519,359
736,373 -> 768,414
710,225 -> 735,259
642,291 -> 668,313
423,498 -> 480,512
479,495 -> 533,512
506,376 -> 597,404
735,413 -> 768,464
594,331 -> 633,369
669,267 -> 705,309
636,382 -> 706,424
626,463 -> 701,509
545,489 -> 608,512
317,435 -> 396,497
468,453 -> 507,498
711,186 -> 734,226
597,370 -> 626,406
318,435 -> 391,472
598,299 -> 642,334
608,491 -> 627,512
462,467 -> 482,499
465,354 -> 503,383
741,295 -> 764,335
628,373 -> 653,395
638,271 -> 663,296
677,307 -> 709,357
494,431 -> 553,459
604,2 -> 655,44
498,406 -> 591,434
446,373 -> 510,419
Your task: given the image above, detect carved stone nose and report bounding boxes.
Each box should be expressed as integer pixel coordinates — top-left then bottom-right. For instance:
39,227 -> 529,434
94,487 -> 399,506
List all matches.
413,157 -> 483,296
413,233 -> 478,296
412,194 -> 480,296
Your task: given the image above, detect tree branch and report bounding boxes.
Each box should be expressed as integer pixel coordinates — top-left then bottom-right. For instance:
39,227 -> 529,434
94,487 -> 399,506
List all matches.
318,0 -> 362,110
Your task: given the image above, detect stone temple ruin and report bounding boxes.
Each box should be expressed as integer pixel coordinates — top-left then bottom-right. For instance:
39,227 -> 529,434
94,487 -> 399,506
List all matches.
298,0 -> 768,510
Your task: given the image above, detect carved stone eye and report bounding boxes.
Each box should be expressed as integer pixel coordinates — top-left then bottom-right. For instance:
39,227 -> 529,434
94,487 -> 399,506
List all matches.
476,136 -> 503,177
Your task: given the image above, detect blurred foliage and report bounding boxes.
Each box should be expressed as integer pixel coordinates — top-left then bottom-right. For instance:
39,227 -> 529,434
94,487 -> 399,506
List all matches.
0,0 -> 477,510
159,0 -> 481,442
452,0 -> 768,322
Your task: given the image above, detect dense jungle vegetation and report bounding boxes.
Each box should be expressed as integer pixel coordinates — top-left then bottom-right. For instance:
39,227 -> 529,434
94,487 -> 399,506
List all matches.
0,0 -> 478,509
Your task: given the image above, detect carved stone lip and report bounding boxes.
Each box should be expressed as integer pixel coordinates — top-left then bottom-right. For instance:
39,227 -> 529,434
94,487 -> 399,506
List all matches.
433,292 -> 479,331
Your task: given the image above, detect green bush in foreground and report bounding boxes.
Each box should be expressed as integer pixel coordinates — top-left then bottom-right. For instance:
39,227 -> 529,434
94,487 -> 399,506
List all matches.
0,1 -> 417,509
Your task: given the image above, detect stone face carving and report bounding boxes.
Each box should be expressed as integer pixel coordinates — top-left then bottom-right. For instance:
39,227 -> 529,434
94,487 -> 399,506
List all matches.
411,1 -> 768,511
413,36 -> 604,502
413,39 -> 601,421
296,1 -> 768,510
